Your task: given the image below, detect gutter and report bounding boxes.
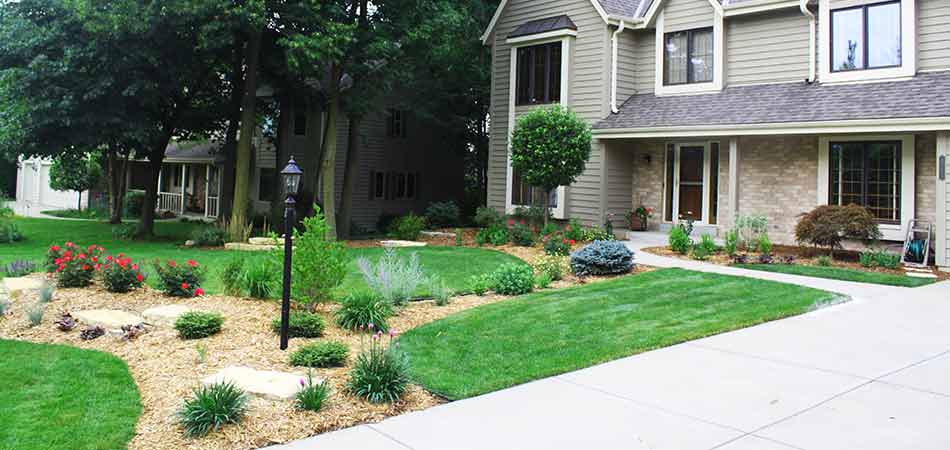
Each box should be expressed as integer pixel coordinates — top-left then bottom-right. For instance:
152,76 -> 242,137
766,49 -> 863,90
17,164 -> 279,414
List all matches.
610,20 -> 626,114
800,0 -> 816,83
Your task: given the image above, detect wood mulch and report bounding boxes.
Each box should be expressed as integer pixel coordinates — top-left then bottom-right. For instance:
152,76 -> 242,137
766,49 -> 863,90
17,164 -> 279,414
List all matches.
0,238 -> 650,450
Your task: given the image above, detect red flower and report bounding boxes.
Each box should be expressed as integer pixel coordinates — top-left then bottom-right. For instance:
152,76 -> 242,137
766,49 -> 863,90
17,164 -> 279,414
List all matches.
77,253 -> 86,260
508,219 -> 514,226
54,258 -> 62,265
520,220 -> 525,225
187,260 -> 198,267
97,246 -> 104,252
87,244 -> 96,252
65,242 -> 74,247
64,250 -> 72,257
194,287 -> 205,297
569,239 -> 576,245
106,255 -> 114,262
82,265 -> 90,270
57,264 -> 66,272
562,239 -> 568,244
181,282 -> 189,290
50,245 -> 61,252
91,256 -> 98,263
131,264 -> 138,271
93,264 -> 101,270
136,273 -> 144,282
168,260 -> 177,267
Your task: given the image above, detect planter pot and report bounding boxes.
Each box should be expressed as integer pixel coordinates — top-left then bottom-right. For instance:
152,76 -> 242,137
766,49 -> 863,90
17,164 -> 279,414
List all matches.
629,216 -> 648,231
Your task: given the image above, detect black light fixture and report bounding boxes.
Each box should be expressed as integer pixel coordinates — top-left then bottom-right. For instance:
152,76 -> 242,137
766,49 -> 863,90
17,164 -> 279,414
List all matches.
278,156 -> 302,350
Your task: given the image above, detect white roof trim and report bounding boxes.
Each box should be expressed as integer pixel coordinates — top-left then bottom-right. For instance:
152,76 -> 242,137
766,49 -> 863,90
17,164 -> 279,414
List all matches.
591,117 -> 950,138
639,0 -> 721,27
481,0 -> 609,44
722,0 -> 801,16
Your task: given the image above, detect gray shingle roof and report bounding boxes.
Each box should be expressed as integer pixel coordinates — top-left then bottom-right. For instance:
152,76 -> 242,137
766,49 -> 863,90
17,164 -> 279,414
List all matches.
164,141 -> 223,162
508,15 -> 577,39
597,0 -> 652,18
594,71 -> 950,130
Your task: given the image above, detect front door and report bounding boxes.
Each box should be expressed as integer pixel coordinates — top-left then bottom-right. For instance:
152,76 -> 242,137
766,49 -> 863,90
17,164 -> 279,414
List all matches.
678,146 -> 704,221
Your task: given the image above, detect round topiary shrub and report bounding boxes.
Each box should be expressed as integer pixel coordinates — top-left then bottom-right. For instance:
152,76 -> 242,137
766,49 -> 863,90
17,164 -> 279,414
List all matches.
290,341 -> 349,368
490,263 -> 534,296
570,240 -> 635,276
271,311 -> 325,338
175,311 -> 224,339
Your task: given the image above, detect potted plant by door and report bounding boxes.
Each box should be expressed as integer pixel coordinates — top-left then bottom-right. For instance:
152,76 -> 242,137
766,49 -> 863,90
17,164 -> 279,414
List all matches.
629,206 -> 653,231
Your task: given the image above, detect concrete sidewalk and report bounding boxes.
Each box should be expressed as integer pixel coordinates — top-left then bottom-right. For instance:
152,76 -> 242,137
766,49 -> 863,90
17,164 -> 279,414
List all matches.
271,244 -> 950,450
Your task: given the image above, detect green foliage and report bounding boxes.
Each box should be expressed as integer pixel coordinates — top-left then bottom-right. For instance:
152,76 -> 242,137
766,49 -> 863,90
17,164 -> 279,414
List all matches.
112,223 -> 137,240
424,201 -> 461,228
124,191 -> 145,217
539,222 -> 559,237
475,222 -> 510,246
795,205 -> 881,254
100,255 -> 145,293
455,228 -> 463,247
724,229 -> 738,256
335,291 -> 394,332
474,206 -> 503,227
0,219 -> 23,243
295,372 -> 330,412
691,245 -> 711,261
190,227 -> 227,247
2,259 -> 36,277
735,215 -> 768,250
174,312 -> 224,340
347,336 -> 410,404
564,218 -> 585,242
532,254 -> 567,281
241,259 -> 279,299
582,227 -> 615,242
757,234 -> 773,255
389,213 -> 427,240
570,241 -> 636,276
491,263 -> 534,296
816,255 -> 833,266
288,206 -> 347,305
271,312 -> 325,339
47,243 -> 103,287
153,259 -> 206,297
859,248 -> 901,269
428,275 -> 451,306
290,341 -> 349,368
542,232 -> 571,256
697,233 -> 718,256
668,225 -> 692,255
509,106 -> 592,212
220,258 -> 244,297
177,382 -> 248,437
466,273 -> 494,296
534,272 -> 552,289
508,220 -> 535,247
48,153 -> 101,206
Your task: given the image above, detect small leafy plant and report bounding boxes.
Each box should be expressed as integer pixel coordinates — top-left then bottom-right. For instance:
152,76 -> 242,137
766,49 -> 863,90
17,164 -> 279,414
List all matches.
177,382 -> 248,437
175,311 -> 224,339
424,201 -> 460,228
0,219 -> 23,243
290,341 -> 349,368
542,232 -> 571,256
532,254 -> 567,281
724,229 -> 738,256
154,259 -> 206,297
490,263 -> 534,296
100,255 -> 146,293
668,225 -> 692,255
190,226 -> 227,247
241,259 -> 279,299
389,212 -> 426,240
570,241 -> 635,276
220,257 -> 244,296
564,218 -> 584,243
80,326 -> 105,340
859,248 -> 901,269
466,273 -> 494,296
816,255 -> 833,267
346,331 -> 410,404
757,233 -> 773,255
284,206 -> 347,306
474,206 -> 503,227
534,272 -> 552,289
270,311 -> 325,338
508,220 -> 535,247
55,312 -> 77,331
357,248 -> 427,306
296,372 -> 330,412
335,291 -> 393,332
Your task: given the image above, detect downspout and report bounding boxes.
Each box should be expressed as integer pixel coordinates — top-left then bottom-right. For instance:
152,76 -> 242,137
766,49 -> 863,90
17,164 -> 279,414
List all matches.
610,20 -> 626,114
800,0 -> 816,83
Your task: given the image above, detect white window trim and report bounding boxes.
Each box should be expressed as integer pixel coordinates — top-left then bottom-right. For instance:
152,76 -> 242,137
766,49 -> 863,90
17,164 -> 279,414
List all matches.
505,29 -> 577,45
819,0 -> 916,84
505,35 -> 572,219
816,134 -> 915,241
662,141 -> 719,225
653,9 -> 724,96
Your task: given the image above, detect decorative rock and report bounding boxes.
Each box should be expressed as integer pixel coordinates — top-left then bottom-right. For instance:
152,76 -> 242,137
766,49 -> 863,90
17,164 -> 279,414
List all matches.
184,240 -> 197,247
73,309 -> 145,332
2,277 -> 45,297
225,242 -> 279,252
420,231 -> 455,238
142,304 -> 200,326
380,240 -> 427,248
248,237 -> 278,246
906,272 -> 938,279
202,366 -> 313,400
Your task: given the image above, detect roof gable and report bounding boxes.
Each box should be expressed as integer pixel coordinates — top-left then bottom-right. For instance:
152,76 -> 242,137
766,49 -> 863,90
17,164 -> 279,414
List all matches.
481,0 -> 608,44
508,15 -> 578,39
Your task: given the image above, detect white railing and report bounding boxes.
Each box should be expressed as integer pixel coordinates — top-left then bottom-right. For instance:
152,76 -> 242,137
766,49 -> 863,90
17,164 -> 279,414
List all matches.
206,196 -> 219,218
158,192 -> 182,213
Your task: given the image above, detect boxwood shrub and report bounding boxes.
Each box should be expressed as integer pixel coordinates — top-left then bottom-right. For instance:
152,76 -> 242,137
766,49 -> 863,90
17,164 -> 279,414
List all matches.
175,311 -> 224,339
290,341 -> 349,368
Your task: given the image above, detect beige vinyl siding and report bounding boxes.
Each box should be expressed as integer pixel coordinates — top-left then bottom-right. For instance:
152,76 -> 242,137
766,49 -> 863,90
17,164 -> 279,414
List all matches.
663,0 -> 714,33
615,27 -> 638,101
919,0 -> 950,72
605,142 -> 635,219
726,9 -> 811,86
633,30 -> 656,94
486,0 -> 610,225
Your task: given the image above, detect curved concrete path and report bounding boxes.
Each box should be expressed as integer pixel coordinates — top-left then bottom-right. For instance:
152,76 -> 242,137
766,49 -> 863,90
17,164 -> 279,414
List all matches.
270,239 -> 950,450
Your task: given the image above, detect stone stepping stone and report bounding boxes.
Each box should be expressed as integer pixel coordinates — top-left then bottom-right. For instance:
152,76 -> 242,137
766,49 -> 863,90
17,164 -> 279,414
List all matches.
224,242 -> 279,252
380,240 -> 427,248
2,277 -> 45,298
906,272 -> 938,279
248,237 -> 279,246
420,231 -> 455,238
202,366 -> 316,400
73,309 -> 145,332
142,304 -> 200,326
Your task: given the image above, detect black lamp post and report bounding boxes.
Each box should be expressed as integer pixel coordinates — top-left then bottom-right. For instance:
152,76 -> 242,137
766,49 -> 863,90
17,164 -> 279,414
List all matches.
279,156 -> 302,350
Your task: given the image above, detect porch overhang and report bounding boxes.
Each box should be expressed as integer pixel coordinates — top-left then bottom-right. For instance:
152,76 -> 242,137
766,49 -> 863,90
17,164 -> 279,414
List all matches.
592,117 -> 950,140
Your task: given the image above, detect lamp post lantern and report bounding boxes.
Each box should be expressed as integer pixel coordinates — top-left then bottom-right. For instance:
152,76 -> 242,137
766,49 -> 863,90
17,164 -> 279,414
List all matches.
279,156 -> 302,350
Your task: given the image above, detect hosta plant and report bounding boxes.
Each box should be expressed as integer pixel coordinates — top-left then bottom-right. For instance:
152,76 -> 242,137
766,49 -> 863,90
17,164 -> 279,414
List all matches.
177,382 -> 248,437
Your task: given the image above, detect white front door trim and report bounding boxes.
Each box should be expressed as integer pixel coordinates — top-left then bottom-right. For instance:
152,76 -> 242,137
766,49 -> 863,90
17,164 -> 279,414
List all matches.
665,141 -> 715,225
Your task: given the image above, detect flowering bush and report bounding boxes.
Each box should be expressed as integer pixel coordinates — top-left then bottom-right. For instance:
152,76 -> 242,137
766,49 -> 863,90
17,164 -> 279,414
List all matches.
346,330 -> 410,404
532,254 -> 568,281
508,220 -> 535,247
542,232 -> 572,256
154,259 -> 206,297
47,243 -> 104,287
100,254 -> 146,293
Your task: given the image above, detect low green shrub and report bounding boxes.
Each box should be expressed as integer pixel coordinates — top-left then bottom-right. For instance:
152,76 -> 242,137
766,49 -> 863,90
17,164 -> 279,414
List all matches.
690,245 -> 711,261
859,248 -> 901,269
724,229 -> 738,256
112,223 -> 137,240
532,254 -> 567,281
476,223 -> 510,246
542,232 -> 571,256
473,206 -> 503,227
295,373 -> 330,412
466,273 -> 494,296
424,201 -> 460,228
346,336 -> 410,404
534,272 -> 552,289
175,311 -> 224,339
0,220 -> 23,243
190,226 -> 227,247
389,213 -> 426,241
271,312 -> 325,338
697,233 -> 717,255
539,222 -> 559,237
582,227 -> 614,242
563,218 -> 584,242
491,263 -> 534,296
757,233 -> 773,255
177,382 -> 248,437
154,259 -> 206,297
335,291 -> 393,332
668,225 -> 692,255
290,341 -> 349,368
570,240 -> 635,276
816,255 -> 833,266
241,259 -> 279,299
508,220 -> 535,247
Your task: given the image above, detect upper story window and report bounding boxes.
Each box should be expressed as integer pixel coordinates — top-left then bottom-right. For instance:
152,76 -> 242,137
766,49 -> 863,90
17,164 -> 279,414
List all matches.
516,42 -> 561,105
831,1 -> 901,72
663,28 -> 713,85
387,109 -> 407,138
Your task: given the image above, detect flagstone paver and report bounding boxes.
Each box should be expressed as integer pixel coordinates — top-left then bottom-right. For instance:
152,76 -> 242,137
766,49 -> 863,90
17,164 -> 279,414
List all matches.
202,365 -> 313,400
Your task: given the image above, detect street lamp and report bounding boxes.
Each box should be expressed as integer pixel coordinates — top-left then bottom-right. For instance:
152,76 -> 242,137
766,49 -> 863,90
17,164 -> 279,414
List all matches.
279,156 -> 302,350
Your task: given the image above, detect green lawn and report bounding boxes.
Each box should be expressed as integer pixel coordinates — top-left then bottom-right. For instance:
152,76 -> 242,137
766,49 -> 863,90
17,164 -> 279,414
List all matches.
400,268 -> 840,400
734,263 -> 934,287
3,217 -> 523,296
0,339 -> 141,450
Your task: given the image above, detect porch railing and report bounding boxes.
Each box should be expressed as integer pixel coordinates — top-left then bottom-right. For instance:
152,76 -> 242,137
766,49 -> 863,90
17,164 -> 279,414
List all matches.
158,192 -> 183,213
206,196 -> 219,218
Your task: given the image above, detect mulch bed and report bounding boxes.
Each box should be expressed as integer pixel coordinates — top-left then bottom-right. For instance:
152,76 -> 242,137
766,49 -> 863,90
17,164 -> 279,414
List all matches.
0,238 -> 649,450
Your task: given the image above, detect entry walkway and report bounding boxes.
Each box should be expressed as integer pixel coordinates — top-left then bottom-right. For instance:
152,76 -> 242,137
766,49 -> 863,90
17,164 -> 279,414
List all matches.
271,237 -> 950,450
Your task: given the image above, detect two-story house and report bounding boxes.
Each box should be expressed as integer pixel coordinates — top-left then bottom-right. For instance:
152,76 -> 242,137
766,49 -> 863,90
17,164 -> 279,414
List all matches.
482,0 -> 950,269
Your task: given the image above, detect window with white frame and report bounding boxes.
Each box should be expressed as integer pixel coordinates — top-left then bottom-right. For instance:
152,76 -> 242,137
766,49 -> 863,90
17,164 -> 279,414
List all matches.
664,28 -> 714,85
831,1 -> 902,72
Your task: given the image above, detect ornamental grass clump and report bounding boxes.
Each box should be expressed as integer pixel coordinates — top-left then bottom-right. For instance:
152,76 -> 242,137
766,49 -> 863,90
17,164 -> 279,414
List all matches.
175,311 -> 224,339
219,257 -> 244,296
357,248 -> 427,306
46,243 -> 104,287
154,259 -> 206,297
100,255 -> 146,293
570,240 -> 635,276
296,372 -> 330,412
290,341 -> 349,368
270,311 -> 325,338
177,382 -> 248,437
347,331 -> 410,404
335,291 -> 393,332
241,259 -> 279,299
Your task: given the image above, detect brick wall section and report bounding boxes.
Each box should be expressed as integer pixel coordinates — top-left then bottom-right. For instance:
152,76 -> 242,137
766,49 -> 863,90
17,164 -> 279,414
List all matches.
630,141 -> 666,230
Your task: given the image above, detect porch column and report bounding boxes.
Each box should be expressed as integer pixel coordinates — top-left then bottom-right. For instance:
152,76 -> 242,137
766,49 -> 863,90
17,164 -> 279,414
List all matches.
205,164 -> 211,218
727,137 -> 740,227
937,132 -> 949,270
180,164 -> 186,214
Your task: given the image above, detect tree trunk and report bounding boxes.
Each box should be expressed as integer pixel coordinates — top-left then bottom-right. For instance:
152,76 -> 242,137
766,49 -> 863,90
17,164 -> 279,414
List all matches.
228,28 -> 262,240
337,114 -> 361,239
541,188 -> 550,226
219,35 -> 246,219
106,149 -> 130,224
138,137 -> 171,238
77,191 -> 82,212
320,74 -> 341,240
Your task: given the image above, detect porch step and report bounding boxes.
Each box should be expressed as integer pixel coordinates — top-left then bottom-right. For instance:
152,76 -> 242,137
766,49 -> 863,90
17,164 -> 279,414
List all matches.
658,223 -> 720,238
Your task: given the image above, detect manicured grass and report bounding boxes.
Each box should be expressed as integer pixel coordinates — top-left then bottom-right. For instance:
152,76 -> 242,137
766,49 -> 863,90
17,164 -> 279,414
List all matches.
0,339 -> 142,450
400,268 -> 840,400
734,263 -> 934,287
42,209 -> 113,220
3,217 -> 523,296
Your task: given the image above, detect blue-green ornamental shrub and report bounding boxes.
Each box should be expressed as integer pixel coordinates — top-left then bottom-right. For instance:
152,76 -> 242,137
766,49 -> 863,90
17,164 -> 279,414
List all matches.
570,240 -> 635,276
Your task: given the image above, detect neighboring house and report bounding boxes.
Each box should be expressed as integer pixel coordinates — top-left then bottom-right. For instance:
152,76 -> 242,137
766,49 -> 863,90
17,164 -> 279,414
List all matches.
482,0 -> 950,269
